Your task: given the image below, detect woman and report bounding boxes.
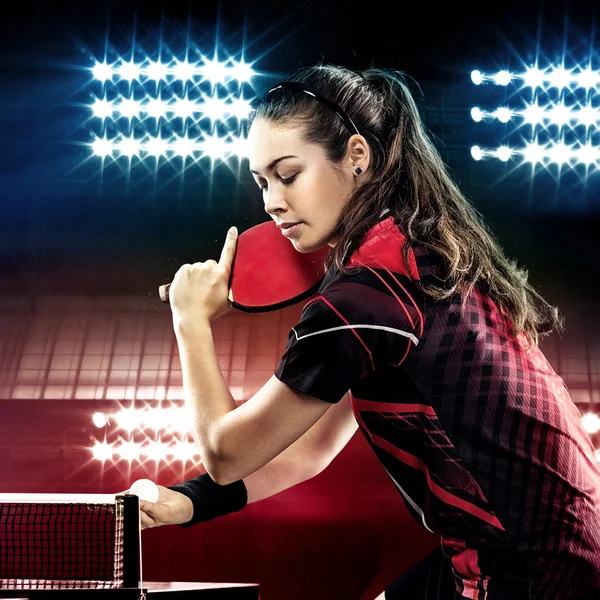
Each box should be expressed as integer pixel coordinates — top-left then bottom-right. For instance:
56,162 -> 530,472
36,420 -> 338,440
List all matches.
140,65 -> 600,599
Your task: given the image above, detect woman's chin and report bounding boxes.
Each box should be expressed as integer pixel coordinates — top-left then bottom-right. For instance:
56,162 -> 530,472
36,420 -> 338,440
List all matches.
289,238 -> 324,254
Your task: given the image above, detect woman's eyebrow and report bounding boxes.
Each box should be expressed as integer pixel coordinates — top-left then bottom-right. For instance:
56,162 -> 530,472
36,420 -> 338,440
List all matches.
249,155 -> 298,175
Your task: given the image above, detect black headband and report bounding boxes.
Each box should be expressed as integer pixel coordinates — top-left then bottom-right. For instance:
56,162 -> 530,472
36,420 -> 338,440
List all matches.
266,81 -> 361,136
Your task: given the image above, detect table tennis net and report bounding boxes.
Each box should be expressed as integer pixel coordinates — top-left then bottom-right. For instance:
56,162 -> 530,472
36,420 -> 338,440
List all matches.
0,495 -> 139,590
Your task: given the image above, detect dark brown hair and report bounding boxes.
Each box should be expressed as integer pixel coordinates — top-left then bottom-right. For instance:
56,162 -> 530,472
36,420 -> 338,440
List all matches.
249,64 -> 562,345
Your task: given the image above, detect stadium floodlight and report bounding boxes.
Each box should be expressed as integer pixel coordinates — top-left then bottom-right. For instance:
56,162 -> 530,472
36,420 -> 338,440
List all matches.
548,142 -> 572,164
582,412 -> 600,434
471,70 -> 483,85
171,441 -> 200,462
92,413 -> 108,428
522,67 -> 545,89
494,70 -> 512,86
522,143 -> 545,165
229,60 -> 255,83
172,60 -> 197,82
577,144 -> 600,165
143,440 -> 166,462
91,137 -> 113,157
496,146 -> 512,161
495,107 -> 511,123
547,67 -> 572,89
91,61 -> 113,82
230,135 -> 249,158
146,60 -> 169,82
118,61 -> 141,82
470,107 -> 483,122
548,104 -> 572,127
144,98 -> 168,120
116,440 -> 141,462
577,106 -> 599,127
199,57 -> 230,84
92,98 -> 113,119
117,137 -> 141,157
201,96 -> 230,121
116,98 -> 141,119
145,137 -> 169,158
576,67 -> 600,89
522,103 -> 545,126
228,97 -> 254,119
471,146 -> 483,161
173,135 -> 196,158
92,441 -> 113,461
200,134 -> 232,160
172,97 -> 197,120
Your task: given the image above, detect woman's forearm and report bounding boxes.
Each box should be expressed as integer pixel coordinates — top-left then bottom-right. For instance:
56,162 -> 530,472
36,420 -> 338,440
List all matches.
242,449 -> 317,503
174,317 -> 237,469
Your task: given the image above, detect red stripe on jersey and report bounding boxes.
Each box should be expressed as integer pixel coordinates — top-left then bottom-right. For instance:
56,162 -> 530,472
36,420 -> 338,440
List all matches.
362,265 -> 416,329
395,338 -> 413,367
304,295 -> 376,371
352,398 -> 436,415
446,540 -> 489,600
373,434 -> 505,531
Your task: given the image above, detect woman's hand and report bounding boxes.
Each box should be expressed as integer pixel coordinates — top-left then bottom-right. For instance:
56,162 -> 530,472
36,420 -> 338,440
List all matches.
139,485 -> 194,530
169,227 -> 238,325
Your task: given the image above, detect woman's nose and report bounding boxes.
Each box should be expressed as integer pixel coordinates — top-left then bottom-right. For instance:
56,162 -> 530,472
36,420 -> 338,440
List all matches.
263,188 -> 288,215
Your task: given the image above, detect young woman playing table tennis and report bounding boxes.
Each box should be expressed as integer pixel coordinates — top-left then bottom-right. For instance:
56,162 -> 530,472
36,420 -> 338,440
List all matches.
139,65 -> 600,600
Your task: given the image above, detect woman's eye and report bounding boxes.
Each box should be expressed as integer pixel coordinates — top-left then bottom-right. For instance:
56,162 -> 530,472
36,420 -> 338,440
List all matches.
280,174 -> 298,185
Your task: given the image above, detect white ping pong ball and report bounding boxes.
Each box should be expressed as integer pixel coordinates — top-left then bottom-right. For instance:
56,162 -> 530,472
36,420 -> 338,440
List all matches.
129,478 -> 159,503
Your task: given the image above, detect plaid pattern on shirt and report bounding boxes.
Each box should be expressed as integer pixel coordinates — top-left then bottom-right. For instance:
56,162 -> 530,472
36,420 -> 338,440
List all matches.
275,216 -> 600,600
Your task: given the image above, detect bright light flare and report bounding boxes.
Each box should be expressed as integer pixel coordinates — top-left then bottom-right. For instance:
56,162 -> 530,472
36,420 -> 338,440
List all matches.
495,107 -> 511,123
471,107 -> 483,122
172,97 -> 197,120
494,70 -> 512,86
471,146 -> 483,161
173,136 -> 196,158
145,137 -> 169,158
522,143 -> 545,164
91,137 -> 113,157
118,61 -> 141,82
582,412 -> 600,434
522,67 -> 545,89
92,62 -> 113,81
92,98 -> 113,119
471,70 -> 483,85
117,98 -> 141,119
228,60 -> 255,83
496,146 -> 512,161
576,67 -> 600,89
548,142 -> 572,165
547,67 -> 572,89
92,412 -> 108,428
172,60 -> 196,82
146,60 -> 169,81
92,441 -> 113,461
522,103 -> 545,125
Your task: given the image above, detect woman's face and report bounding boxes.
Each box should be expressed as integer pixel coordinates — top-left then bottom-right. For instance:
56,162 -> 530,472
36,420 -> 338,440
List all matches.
247,118 -> 364,252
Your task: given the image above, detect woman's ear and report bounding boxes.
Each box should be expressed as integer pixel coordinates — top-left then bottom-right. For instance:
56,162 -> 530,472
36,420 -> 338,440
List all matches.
346,134 -> 370,176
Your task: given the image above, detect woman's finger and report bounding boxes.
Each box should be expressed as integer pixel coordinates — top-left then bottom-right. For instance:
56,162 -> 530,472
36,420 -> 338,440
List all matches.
218,227 -> 238,269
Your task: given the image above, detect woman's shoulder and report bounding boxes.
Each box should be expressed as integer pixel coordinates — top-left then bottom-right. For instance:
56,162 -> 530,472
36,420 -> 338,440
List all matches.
345,216 -> 419,279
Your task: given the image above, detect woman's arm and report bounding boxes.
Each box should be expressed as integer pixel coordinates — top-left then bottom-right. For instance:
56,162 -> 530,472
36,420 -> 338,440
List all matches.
139,392 -> 357,528
243,391 -> 358,502
175,318 -> 349,485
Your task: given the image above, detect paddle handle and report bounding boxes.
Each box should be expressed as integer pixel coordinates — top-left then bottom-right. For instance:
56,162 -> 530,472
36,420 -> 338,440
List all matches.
159,283 -> 171,305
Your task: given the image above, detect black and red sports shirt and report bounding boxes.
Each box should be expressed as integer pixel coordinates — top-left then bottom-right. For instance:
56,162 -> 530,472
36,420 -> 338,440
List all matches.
274,216 -> 600,600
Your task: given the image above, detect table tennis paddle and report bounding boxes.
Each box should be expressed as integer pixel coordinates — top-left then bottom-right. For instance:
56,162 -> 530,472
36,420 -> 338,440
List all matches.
159,220 -> 329,313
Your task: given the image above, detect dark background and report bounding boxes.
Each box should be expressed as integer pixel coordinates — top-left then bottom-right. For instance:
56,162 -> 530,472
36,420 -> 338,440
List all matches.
0,0 -> 599,307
